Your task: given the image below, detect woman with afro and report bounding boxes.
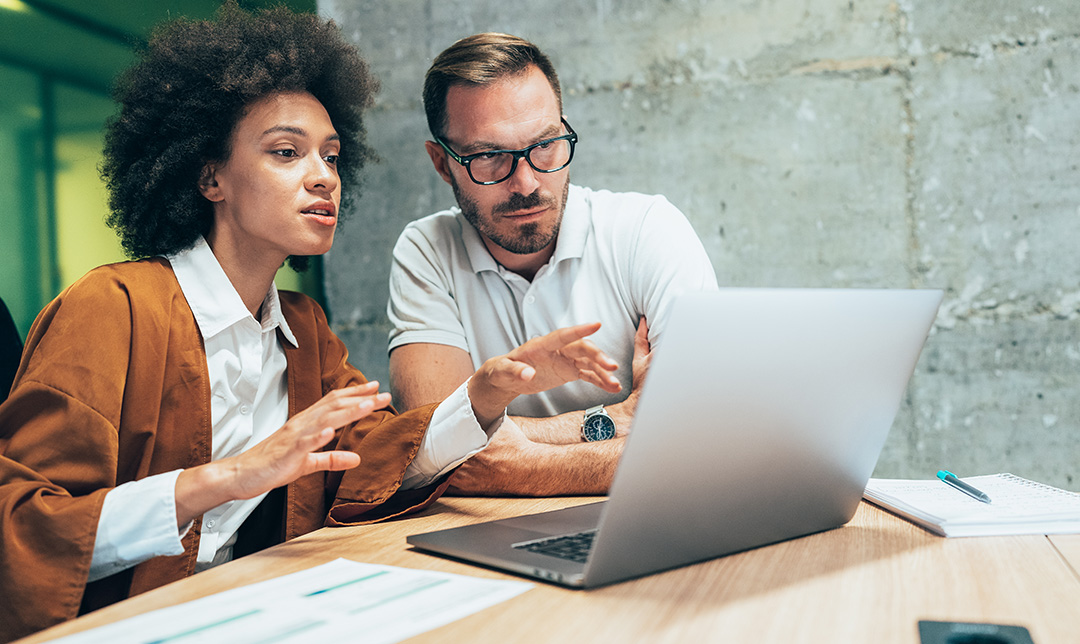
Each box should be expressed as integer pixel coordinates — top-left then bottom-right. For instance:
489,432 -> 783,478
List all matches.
0,4 -> 620,639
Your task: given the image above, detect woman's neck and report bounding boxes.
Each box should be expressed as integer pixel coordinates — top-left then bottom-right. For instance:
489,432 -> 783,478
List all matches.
204,231 -> 282,319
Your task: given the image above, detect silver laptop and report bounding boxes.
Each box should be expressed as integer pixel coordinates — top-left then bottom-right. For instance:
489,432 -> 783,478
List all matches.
407,288 -> 944,588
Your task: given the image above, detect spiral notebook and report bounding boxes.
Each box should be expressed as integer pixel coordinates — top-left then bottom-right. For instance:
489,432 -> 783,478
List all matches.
864,473 -> 1080,537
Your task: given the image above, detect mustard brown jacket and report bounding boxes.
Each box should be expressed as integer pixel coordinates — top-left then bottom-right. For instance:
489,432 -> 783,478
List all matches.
0,258 -> 448,641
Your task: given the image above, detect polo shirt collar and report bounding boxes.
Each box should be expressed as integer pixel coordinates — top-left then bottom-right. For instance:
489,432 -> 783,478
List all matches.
458,184 -> 590,275
166,236 -> 298,348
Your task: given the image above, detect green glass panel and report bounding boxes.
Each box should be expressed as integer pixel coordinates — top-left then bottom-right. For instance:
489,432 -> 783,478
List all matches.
54,84 -> 124,289
0,62 -> 47,339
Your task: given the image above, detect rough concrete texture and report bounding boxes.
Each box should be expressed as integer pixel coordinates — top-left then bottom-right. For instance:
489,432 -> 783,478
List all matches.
320,0 -> 1079,490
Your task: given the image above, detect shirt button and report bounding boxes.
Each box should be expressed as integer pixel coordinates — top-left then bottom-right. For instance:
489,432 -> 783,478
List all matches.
206,519 -> 215,528
240,405 -> 250,415
525,295 -> 535,304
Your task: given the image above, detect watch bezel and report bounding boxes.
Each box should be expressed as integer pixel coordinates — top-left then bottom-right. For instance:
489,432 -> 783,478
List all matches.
582,406 -> 616,441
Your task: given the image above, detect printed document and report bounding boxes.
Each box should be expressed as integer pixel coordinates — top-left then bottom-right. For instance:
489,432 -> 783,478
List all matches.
50,558 -> 532,644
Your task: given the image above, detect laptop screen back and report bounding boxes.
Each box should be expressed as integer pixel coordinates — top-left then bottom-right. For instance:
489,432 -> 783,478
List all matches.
582,288 -> 942,586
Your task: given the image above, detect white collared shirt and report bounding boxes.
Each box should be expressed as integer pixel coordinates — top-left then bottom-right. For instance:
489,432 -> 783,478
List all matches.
89,238 -> 493,581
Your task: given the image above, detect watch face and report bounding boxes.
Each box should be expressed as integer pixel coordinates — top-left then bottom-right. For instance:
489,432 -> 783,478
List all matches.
583,413 -> 616,441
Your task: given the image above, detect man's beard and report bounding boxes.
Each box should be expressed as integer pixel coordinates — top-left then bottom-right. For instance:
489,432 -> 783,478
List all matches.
451,175 -> 569,256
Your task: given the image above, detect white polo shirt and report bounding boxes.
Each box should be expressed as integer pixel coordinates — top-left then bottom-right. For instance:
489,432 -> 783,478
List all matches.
388,184 -> 718,417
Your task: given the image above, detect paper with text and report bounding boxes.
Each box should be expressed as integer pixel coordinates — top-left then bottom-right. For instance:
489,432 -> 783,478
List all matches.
51,558 -> 532,644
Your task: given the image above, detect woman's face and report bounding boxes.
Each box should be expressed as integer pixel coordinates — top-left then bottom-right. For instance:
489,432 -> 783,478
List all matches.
201,91 -> 342,269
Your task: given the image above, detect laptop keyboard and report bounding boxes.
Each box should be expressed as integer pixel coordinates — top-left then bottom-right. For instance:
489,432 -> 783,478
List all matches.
514,530 -> 597,563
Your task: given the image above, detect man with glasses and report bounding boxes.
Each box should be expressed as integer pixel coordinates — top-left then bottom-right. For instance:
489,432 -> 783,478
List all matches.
386,33 -> 717,495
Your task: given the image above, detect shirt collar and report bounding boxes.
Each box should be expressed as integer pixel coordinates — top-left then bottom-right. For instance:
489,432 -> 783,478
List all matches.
459,184 -> 590,275
166,236 -> 298,347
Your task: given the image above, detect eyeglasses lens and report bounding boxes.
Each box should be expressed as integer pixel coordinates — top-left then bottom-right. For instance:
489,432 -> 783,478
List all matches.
469,139 -> 573,184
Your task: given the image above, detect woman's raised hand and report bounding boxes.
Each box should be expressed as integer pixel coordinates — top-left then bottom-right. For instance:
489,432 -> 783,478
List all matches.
173,382 -> 389,527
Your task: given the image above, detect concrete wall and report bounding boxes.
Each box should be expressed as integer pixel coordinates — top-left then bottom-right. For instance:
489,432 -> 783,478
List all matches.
320,0 -> 1080,490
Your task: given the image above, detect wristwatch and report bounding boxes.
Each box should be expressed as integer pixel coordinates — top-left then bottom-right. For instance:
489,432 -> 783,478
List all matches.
581,405 -> 616,442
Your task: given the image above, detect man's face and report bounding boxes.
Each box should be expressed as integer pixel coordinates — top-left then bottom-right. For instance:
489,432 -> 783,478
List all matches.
427,65 -> 571,266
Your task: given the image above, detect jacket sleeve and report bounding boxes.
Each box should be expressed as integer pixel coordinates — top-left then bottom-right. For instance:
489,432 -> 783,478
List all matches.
326,402 -> 454,526
0,274 -> 134,641
279,293 -> 454,528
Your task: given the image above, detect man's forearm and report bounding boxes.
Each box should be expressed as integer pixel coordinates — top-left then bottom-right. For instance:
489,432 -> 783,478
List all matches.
512,411 -> 581,444
448,438 -> 625,496
513,396 -> 635,444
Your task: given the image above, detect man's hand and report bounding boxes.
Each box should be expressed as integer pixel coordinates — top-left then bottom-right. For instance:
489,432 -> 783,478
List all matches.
467,322 -> 620,427
446,420 -> 535,495
605,317 -> 652,435
174,382 -> 389,527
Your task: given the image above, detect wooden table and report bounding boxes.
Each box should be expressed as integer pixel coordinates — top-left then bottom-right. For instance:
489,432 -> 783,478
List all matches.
21,498 -> 1080,644
1051,533 -> 1080,574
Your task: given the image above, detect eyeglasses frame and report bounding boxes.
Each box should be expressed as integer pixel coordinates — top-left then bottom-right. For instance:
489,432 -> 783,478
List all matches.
434,118 -> 578,186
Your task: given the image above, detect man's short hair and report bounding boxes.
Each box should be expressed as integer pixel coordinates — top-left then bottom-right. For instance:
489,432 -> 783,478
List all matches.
101,1 -> 377,269
423,33 -> 562,140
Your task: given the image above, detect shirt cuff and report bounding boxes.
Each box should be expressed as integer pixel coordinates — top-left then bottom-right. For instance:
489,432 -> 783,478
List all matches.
400,378 -> 502,489
88,469 -> 188,583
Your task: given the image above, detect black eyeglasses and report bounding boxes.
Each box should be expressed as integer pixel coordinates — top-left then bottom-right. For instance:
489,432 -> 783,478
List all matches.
435,118 -> 578,185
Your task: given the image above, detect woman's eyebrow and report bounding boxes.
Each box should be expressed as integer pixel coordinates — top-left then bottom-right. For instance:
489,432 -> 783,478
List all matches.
261,125 -> 340,142
262,125 -> 306,137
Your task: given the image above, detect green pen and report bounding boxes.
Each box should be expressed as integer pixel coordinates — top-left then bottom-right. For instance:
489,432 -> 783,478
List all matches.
937,470 -> 992,504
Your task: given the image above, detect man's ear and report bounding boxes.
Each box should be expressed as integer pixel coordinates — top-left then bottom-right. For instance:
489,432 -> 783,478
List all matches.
198,164 -> 223,202
424,140 -> 454,186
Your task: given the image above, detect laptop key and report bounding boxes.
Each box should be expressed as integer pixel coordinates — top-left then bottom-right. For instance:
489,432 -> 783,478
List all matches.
514,530 -> 597,563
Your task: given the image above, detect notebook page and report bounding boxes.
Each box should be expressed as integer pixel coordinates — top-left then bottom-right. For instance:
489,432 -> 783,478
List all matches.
865,474 -> 1080,527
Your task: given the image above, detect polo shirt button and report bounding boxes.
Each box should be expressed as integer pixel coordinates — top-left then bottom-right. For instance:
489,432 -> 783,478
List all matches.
206,519 -> 215,528
526,295 -> 535,304
240,405 -> 250,415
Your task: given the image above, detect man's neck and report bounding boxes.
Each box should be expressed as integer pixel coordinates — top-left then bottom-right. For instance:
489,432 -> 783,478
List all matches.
482,237 -> 556,282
